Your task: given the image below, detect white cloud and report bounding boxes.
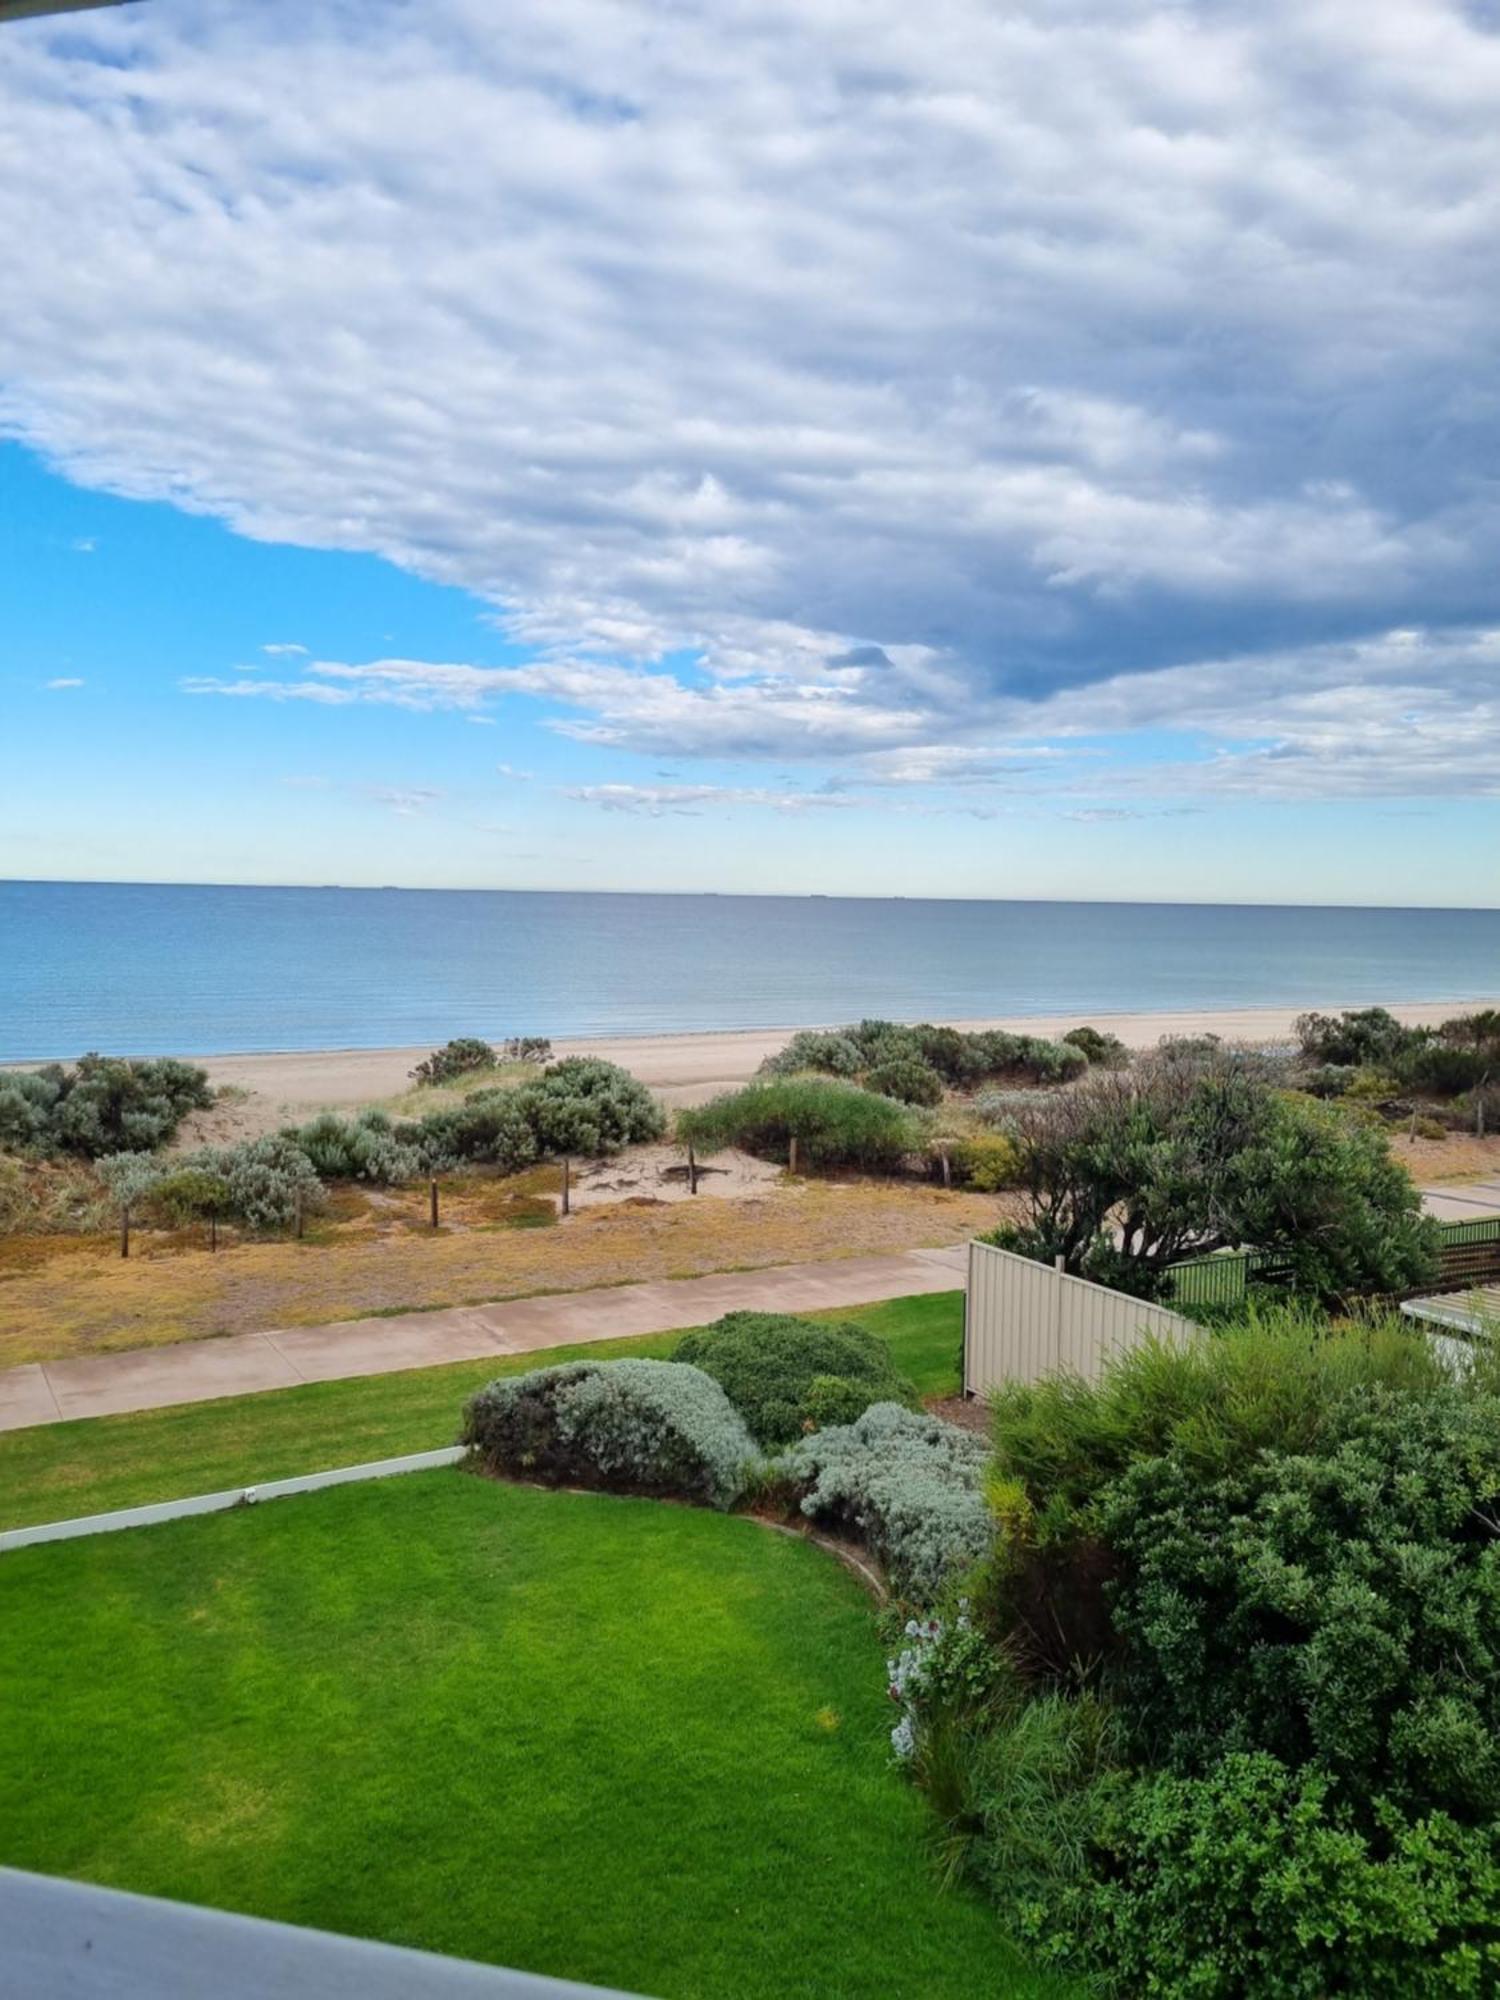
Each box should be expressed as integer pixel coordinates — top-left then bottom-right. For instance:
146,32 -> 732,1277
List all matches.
6,0 -> 1500,805
565,782 -> 864,816
45,676 -> 84,689
261,641 -> 308,657
368,786 -> 443,817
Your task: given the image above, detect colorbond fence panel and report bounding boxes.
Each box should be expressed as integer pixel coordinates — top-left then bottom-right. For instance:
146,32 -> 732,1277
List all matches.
964,1240 -> 1199,1397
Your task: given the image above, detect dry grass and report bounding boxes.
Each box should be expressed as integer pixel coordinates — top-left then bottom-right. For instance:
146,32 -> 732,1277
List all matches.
0,1180 -> 1004,1367
1387,1129 -> 1500,1182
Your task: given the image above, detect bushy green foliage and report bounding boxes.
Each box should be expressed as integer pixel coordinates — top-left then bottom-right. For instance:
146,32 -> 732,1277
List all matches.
180,1135 -> 325,1232
1399,1041 -> 1495,1097
757,1029 -> 865,1077
673,1311 -> 915,1446
1060,1025 -> 1129,1069
462,1357 -> 758,1507
149,1166 -> 232,1228
756,1019 -> 1086,1092
512,1056 -> 666,1156
680,1075 -> 920,1171
911,1315 -> 1500,1993
0,1056 -> 212,1159
409,1037 -> 499,1086
781,1402 -> 991,1599
865,1056 -> 945,1106
988,1052 -> 1437,1301
1101,1387 -> 1500,1821
410,1087 -> 538,1171
1295,1006 -> 1426,1069
285,1109 -> 424,1184
947,1133 -> 1021,1190
1016,1755 -> 1500,1999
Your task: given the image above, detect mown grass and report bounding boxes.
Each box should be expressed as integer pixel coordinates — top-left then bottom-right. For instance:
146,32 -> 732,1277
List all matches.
0,1471 -> 1063,1999
0,1291 -> 964,1530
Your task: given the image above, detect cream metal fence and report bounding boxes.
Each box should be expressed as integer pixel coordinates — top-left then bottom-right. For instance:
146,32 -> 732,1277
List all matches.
963,1239 -> 1198,1397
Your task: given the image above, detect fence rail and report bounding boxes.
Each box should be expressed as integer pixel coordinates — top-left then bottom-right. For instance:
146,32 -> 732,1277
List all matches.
1166,1215 -> 1500,1310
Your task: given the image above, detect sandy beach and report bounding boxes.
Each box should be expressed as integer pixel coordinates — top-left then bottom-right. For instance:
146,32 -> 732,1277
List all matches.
173,997 -> 1497,1132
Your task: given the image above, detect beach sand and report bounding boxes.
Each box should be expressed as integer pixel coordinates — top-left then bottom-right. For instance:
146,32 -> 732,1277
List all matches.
172,997 -> 1496,1138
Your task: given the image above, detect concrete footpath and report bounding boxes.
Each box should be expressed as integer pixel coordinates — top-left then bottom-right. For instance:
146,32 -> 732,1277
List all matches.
0,1245 -> 969,1436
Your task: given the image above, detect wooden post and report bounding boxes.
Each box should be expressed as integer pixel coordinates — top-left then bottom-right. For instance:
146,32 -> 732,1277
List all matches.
561,1155 -> 571,1217
687,1142 -> 698,1195
295,1191 -> 304,1241
430,1174 -> 440,1229
209,1213 -> 217,1253
120,1202 -> 130,1261
939,1148 -> 952,1190
788,1135 -> 798,1177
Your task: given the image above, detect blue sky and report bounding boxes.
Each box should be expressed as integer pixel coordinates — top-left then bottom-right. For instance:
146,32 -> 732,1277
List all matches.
3,0 -> 1500,904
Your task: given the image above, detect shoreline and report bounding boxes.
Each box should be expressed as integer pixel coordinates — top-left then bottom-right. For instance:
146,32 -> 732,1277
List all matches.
137,996 -> 1500,1117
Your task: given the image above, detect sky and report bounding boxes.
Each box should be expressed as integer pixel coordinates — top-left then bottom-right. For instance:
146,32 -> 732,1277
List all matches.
3,0 -> 1500,905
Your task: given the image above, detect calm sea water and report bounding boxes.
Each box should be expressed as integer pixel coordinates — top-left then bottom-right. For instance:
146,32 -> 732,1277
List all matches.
2,880 -> 1498,1061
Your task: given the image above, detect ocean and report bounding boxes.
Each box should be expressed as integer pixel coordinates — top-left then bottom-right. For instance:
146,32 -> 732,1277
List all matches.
2,880 -> 1498,1062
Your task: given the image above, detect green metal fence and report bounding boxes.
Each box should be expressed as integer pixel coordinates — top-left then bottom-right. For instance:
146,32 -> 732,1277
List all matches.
1166,1214 -> 1500,1309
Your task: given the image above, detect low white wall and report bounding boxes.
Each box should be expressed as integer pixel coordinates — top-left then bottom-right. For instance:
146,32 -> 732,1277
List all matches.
964,1239 -> 1198,1397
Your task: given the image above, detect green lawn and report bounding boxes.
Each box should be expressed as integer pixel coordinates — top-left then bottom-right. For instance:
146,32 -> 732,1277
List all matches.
0,1290 -> 963,1530
0,1468 -> 1059,2000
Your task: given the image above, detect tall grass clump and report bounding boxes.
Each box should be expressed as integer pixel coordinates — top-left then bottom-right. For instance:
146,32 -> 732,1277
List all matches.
679,1076 -> 921,1171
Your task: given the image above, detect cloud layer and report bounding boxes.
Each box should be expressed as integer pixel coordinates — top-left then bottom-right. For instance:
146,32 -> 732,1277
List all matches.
5,0 -> 1500,803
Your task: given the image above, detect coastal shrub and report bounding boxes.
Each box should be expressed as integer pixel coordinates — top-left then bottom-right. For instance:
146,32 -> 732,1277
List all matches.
410,1037 -> 499,1086
415,1087 -> 538,1172
865,1056 -> 945,1107
947,1133 -> 1022,1191
673,1312 -> 915,1446
679,1076 -> 920,1172
512,1057 -> 666,1157
95,1150 -> 165,1211
1011,1755 -> 1500,1999
757,1030 -> 865,1078
462,1357 -> 758,1507
285,1110 -> 424,1184
1058,1025 -> 1122,1068
0,1055 -> 212,1160
1100,1386 -> 1500,1822
988,1053 -> 1437,1300
1295,1006 -> 1426,1069
1398,1040 -> 1494,1097
175,1135 -> 324,1232
501,1035 -> 553,1065
149,1165 -> 234,1232
781,1403 -> 991,1599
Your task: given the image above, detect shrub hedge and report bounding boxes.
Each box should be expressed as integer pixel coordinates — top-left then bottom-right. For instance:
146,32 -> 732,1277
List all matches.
0,1056 -> 212,1160
673,1312 -> 915,1446
678,1075 -> 920,1171
462,1358 -> 758,1508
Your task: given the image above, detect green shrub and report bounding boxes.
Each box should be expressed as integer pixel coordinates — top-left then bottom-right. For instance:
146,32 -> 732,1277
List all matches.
512,1057 -> 665,1156
1100,1385 -> 1500,1822
177,1136 -> 325,1232
0,1056 -> 212,1159
410,1037 -> 499,1086
414,1087 -> 538,1171
285,1109 -> 424,1184
462,1358 -> 758,1507
1295,1006 -> 1427,1069
673,1311 -> 915,1446
781,1403 -> 991,1599
1060,1026 -> 1128,1069
757,1030 -> 865,1078
679,1076 -> 920,1171
1016,1755 -> 1500,1999
1399,1042 -> 1494,1097
948,1133 -> 1021,1190
865,1057 -> 945,1107
149,1166 -> 233,1230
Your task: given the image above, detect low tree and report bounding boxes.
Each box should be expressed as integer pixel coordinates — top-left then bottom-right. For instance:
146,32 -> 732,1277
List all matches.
990,1050 -> 1437,1301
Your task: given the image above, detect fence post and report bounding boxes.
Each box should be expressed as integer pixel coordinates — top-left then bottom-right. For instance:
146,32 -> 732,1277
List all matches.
561,1155 -> 571,1217
120,1203 -> 130,1261
687,1143 -> 697,1195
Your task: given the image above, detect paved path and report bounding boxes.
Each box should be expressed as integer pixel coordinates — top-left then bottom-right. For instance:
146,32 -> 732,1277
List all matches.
1418,1177 -> 1500,1223
0,1245 -> 969,1436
